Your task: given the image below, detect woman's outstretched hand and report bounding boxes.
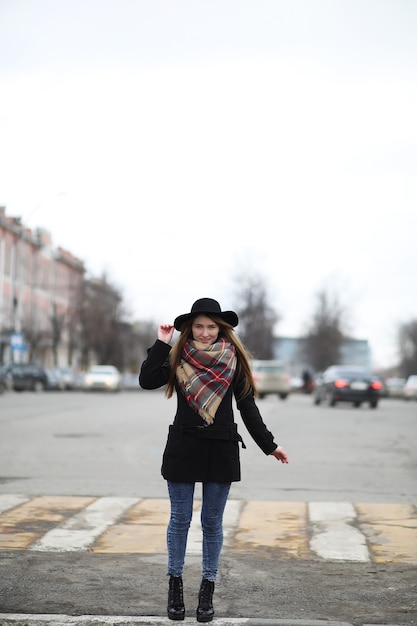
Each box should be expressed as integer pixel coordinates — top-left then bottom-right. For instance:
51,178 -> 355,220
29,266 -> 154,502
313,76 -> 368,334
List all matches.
271,446 -> 289,464
158,324 -> 175,344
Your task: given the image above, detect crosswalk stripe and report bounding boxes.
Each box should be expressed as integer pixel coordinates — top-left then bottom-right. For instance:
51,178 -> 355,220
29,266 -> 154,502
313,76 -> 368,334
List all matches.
0,495 -> 416,563
93,498 -> 168,554
0,495 -> 95,550
0,494 -> 29,514
308,502 -> 370,562
31,496 -> 140,552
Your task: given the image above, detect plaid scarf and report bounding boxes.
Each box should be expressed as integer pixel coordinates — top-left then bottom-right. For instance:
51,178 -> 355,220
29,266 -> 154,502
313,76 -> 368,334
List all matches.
176,339 -> 237,425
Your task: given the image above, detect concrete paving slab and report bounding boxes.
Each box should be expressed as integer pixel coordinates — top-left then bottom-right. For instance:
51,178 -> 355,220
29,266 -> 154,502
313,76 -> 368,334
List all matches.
0,616 -> 355,626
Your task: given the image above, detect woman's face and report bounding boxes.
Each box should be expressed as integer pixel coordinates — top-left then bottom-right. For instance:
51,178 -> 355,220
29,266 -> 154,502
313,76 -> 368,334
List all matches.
191,315 -> 219,345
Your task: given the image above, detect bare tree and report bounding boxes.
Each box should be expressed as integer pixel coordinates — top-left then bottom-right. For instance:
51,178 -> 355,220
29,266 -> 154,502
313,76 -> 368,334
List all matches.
21,323 -> 51,364
303,288 -> 347,372
233,271 -> 279,359
66,304 -> 80,368
78,273 -> 128,370
398,319 -> 417,377
69,273 -> 159,373
134,320 -> 159,367
50,304 -> 65,367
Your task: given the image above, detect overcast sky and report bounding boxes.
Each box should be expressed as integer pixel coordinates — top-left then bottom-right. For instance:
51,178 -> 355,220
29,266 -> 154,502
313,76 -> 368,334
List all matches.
1,0 -> 416,369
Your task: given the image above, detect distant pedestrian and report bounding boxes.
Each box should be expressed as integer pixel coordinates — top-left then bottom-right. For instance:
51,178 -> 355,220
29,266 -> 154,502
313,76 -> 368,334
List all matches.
302,368 -> 313,394
139,297 -> 288,622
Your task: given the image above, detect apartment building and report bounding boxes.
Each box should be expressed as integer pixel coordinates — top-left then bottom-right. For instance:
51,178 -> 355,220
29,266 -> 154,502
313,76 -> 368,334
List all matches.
273,335 -> 371,375
0,206 -> 85,368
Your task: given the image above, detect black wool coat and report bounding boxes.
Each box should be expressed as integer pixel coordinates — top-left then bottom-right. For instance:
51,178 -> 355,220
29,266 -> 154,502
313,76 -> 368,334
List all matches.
139,340 -> 278,483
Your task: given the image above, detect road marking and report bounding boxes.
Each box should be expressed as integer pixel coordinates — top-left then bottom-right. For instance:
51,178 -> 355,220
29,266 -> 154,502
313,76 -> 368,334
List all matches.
94,497 -> 167,554
0,495 -> 416,563
233,501 -> 310,558
0,493 -> 29,514
31,496 -> 139,552
356,502 -> 417,563
94,498 -> 244,555
0,495 -> 95,550
308,502 -> 370,562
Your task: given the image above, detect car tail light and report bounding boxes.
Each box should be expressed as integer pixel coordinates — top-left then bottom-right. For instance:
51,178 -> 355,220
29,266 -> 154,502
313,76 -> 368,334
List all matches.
370,380 -> 383,390
334,379 -> 348,388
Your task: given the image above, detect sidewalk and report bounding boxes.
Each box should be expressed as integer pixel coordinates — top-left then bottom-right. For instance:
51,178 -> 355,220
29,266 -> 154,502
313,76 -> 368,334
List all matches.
0,616 -> 389,626
1,548 -> 415,626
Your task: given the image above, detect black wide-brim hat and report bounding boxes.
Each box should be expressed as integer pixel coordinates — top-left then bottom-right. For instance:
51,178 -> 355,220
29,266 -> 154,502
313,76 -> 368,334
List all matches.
174,298 -> 239,331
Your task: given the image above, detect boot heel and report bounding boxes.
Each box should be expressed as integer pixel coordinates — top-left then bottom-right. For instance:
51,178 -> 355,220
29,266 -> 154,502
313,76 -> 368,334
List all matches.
168,575 -> 185,621
196,578 -> 215,623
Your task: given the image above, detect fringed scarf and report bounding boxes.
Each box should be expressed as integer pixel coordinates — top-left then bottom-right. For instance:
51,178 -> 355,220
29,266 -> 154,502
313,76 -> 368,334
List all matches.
176,339 -> 237,425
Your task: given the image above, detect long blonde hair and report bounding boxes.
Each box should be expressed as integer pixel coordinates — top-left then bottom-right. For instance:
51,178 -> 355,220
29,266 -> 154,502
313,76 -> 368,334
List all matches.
165,315 -> 257,401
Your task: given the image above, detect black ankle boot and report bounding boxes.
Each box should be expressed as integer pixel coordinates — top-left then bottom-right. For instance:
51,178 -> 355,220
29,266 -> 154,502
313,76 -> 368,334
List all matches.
196,578 -> 215,623
167,575 -> 185,620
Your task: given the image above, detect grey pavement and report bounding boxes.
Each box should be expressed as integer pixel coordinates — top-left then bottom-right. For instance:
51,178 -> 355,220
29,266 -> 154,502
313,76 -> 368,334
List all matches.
0,616 -> 381,626
1,550 -> 415,626
0,617 -> 408,626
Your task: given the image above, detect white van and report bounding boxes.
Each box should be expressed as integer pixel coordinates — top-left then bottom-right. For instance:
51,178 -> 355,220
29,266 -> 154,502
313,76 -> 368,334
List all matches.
251,360 -> 292,400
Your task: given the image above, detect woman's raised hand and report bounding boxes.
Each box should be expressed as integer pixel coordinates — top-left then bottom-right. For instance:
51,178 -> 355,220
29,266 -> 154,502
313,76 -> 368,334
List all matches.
158,324 -> 175,344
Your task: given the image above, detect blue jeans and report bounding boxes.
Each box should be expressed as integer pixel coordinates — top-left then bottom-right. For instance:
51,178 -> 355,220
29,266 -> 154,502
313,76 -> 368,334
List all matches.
166,481 -> 231,581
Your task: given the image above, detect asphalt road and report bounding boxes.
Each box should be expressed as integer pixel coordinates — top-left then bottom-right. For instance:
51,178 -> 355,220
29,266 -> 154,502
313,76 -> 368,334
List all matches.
0,390 -> 416,625
1,389 -> 416,502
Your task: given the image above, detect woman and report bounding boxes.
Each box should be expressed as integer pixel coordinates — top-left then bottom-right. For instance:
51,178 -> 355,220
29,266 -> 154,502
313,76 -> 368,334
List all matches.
139,298 -> 289,622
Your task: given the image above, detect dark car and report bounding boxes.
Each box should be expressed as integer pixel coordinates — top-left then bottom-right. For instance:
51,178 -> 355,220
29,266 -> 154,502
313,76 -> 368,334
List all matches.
0,367 -> 8,394
313,365 -> 382,409
8,363 -> 49,392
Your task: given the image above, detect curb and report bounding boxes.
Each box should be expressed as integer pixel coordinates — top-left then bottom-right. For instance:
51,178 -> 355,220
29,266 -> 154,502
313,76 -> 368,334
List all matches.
0,617 -> 356,626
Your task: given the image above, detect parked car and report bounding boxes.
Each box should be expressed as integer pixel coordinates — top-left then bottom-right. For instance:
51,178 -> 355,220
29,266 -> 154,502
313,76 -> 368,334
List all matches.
0,367 -> 8,394
73,371 -> 86,390
251,360 -> 291,400
373,374 -> 388,397
83,365 -> 122,392
403,375 -> 417,401
385,377 -> 406,399
122,372 -> 140,390
313,365 -> 382,409
45,369 -> 65,390
54,367 -> 77,390
7,363 -> 49,392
